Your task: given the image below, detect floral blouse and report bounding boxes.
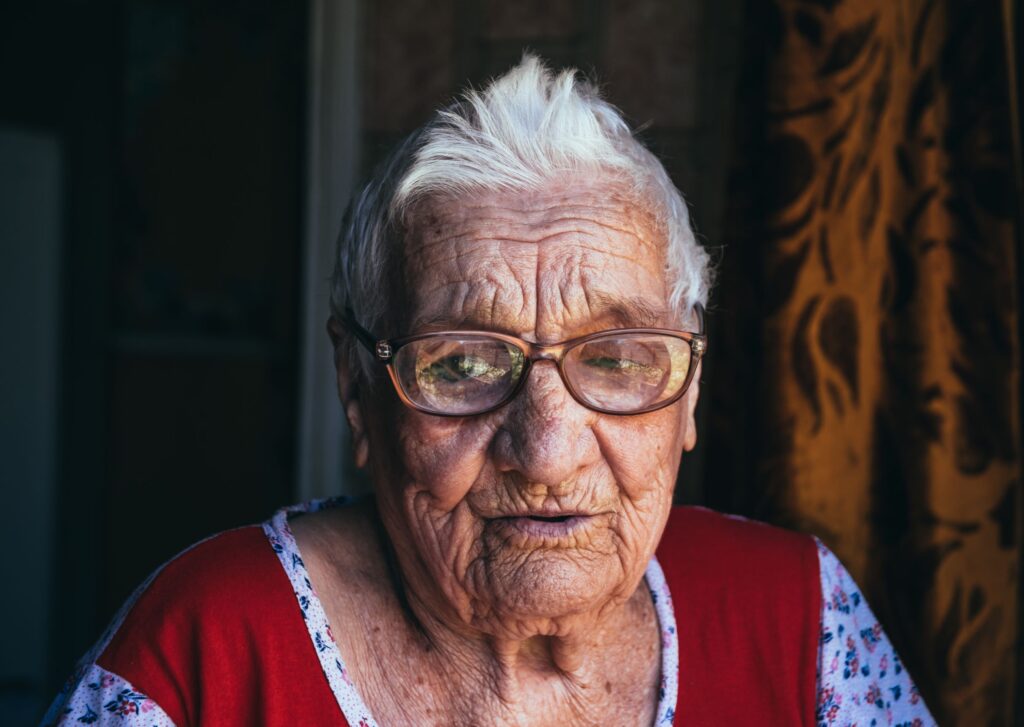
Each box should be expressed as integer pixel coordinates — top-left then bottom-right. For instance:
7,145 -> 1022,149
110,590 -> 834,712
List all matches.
43,500 -> 935,726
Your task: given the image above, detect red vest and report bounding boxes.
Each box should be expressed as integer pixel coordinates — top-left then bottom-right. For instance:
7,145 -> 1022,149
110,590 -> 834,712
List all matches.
97,507 -> 820,725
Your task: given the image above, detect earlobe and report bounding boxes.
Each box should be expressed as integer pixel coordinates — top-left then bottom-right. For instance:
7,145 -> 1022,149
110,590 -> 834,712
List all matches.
682,363 -> 701,452
346,399 -> 370,468
326,316 -> 345,356
326,317 -> 370,469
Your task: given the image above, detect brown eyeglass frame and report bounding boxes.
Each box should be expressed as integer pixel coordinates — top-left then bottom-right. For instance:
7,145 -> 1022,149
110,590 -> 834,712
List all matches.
342,304 -> 706,417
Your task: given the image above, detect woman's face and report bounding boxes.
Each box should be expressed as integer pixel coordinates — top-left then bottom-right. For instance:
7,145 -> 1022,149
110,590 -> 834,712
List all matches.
352,180 -> 700,639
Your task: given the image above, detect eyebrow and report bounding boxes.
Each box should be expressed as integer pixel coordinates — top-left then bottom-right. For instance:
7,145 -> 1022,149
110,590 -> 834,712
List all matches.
409,307 -> 520,334
407,294 -> 669,335
589,293 -> 668,328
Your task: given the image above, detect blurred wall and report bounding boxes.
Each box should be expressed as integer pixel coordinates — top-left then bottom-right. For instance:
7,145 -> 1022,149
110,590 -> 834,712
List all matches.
0,129 -> 62,724
1,4 -> 308,713
297,0 -> 363,503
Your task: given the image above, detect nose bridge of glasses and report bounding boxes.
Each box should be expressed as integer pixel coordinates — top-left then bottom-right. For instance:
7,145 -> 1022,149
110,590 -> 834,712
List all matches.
526,341 -> 567,362
519,342 -> 594,414
516,345 -> 583,412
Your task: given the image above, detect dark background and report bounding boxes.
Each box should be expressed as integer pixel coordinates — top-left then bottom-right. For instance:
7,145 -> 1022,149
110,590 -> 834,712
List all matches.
1,1 -> 1021,725
2,3 -> 308,723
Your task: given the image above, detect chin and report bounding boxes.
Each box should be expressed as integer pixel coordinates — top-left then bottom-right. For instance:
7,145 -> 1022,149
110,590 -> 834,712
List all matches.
473,546 -> 628,629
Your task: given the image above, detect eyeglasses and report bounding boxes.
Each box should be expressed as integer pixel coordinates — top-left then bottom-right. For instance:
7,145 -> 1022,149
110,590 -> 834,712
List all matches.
342,305 -> 706,417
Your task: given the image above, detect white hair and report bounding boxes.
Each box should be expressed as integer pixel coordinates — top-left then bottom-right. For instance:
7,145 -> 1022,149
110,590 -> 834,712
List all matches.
332,54 -> 712,372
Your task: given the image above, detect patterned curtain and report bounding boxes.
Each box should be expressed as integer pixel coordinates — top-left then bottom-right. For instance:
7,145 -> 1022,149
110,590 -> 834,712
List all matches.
705,1 -> 1022,724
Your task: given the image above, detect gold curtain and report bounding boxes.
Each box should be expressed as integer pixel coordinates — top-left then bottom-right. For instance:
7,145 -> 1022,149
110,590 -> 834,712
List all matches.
706,0 -> 1022,723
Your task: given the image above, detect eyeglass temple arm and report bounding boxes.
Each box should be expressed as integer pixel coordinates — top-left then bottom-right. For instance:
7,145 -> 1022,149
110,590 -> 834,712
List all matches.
691,303 -> 707,357
341,308 -> 380,353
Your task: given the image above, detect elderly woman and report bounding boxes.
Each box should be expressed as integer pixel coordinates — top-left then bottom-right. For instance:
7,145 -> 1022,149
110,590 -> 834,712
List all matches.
46,57 -> 934,726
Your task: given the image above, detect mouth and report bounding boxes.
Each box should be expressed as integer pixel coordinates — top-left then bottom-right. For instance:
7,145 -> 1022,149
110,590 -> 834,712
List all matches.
524,514 -> 573,523
488,512 -> 597,540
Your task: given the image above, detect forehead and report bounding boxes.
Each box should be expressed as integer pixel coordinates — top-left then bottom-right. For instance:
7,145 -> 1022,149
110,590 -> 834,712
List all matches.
400,181 -> 670,337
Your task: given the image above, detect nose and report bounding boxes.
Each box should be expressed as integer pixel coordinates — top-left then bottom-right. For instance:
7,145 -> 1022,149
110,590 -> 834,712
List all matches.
490,360 -> 601,487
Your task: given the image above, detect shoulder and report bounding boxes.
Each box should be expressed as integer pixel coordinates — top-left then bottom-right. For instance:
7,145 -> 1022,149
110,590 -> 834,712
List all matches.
46,523 -> 321,726
102,526 -> 302,720
102,525 -> 292,657
656,505 -> 819,578
140,525 -> 286,608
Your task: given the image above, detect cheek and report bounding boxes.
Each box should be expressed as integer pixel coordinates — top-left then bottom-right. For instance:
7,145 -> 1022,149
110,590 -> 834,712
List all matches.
594,413 -> 684,567
378,410 -> 501,511
596,410 -> 684,495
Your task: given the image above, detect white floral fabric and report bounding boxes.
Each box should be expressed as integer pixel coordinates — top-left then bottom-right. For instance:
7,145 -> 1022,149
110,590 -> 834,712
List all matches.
814,538 -> 934,727
45,664 -> 175,726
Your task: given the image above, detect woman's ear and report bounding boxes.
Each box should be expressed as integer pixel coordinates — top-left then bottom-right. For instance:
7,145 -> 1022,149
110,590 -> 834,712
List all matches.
327,317 -> 369,468
682,361 -> 702,452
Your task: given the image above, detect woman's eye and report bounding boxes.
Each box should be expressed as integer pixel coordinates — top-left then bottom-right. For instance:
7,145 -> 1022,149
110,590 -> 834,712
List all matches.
584,356 -> 643,372
584,356 -> 627,370
422,355 -> 503,383
583,356 -> 664,382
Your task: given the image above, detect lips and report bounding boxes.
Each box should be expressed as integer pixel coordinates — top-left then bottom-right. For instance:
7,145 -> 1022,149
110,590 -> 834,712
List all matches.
488,511 -> 597,540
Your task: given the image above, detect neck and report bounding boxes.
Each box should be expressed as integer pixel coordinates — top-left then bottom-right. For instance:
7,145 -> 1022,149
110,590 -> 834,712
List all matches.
389,542 -> 652,715
299,500 -> 662,725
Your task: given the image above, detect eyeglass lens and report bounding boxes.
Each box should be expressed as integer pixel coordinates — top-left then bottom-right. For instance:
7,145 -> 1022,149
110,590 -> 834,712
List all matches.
392,333 -> 693,415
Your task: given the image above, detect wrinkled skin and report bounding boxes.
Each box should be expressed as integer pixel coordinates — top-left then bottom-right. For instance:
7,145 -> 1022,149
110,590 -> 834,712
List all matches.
302,179 -> 702,725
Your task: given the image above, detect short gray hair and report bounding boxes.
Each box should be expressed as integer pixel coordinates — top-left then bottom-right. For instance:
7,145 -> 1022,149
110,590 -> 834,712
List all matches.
331,54 -> 712,373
